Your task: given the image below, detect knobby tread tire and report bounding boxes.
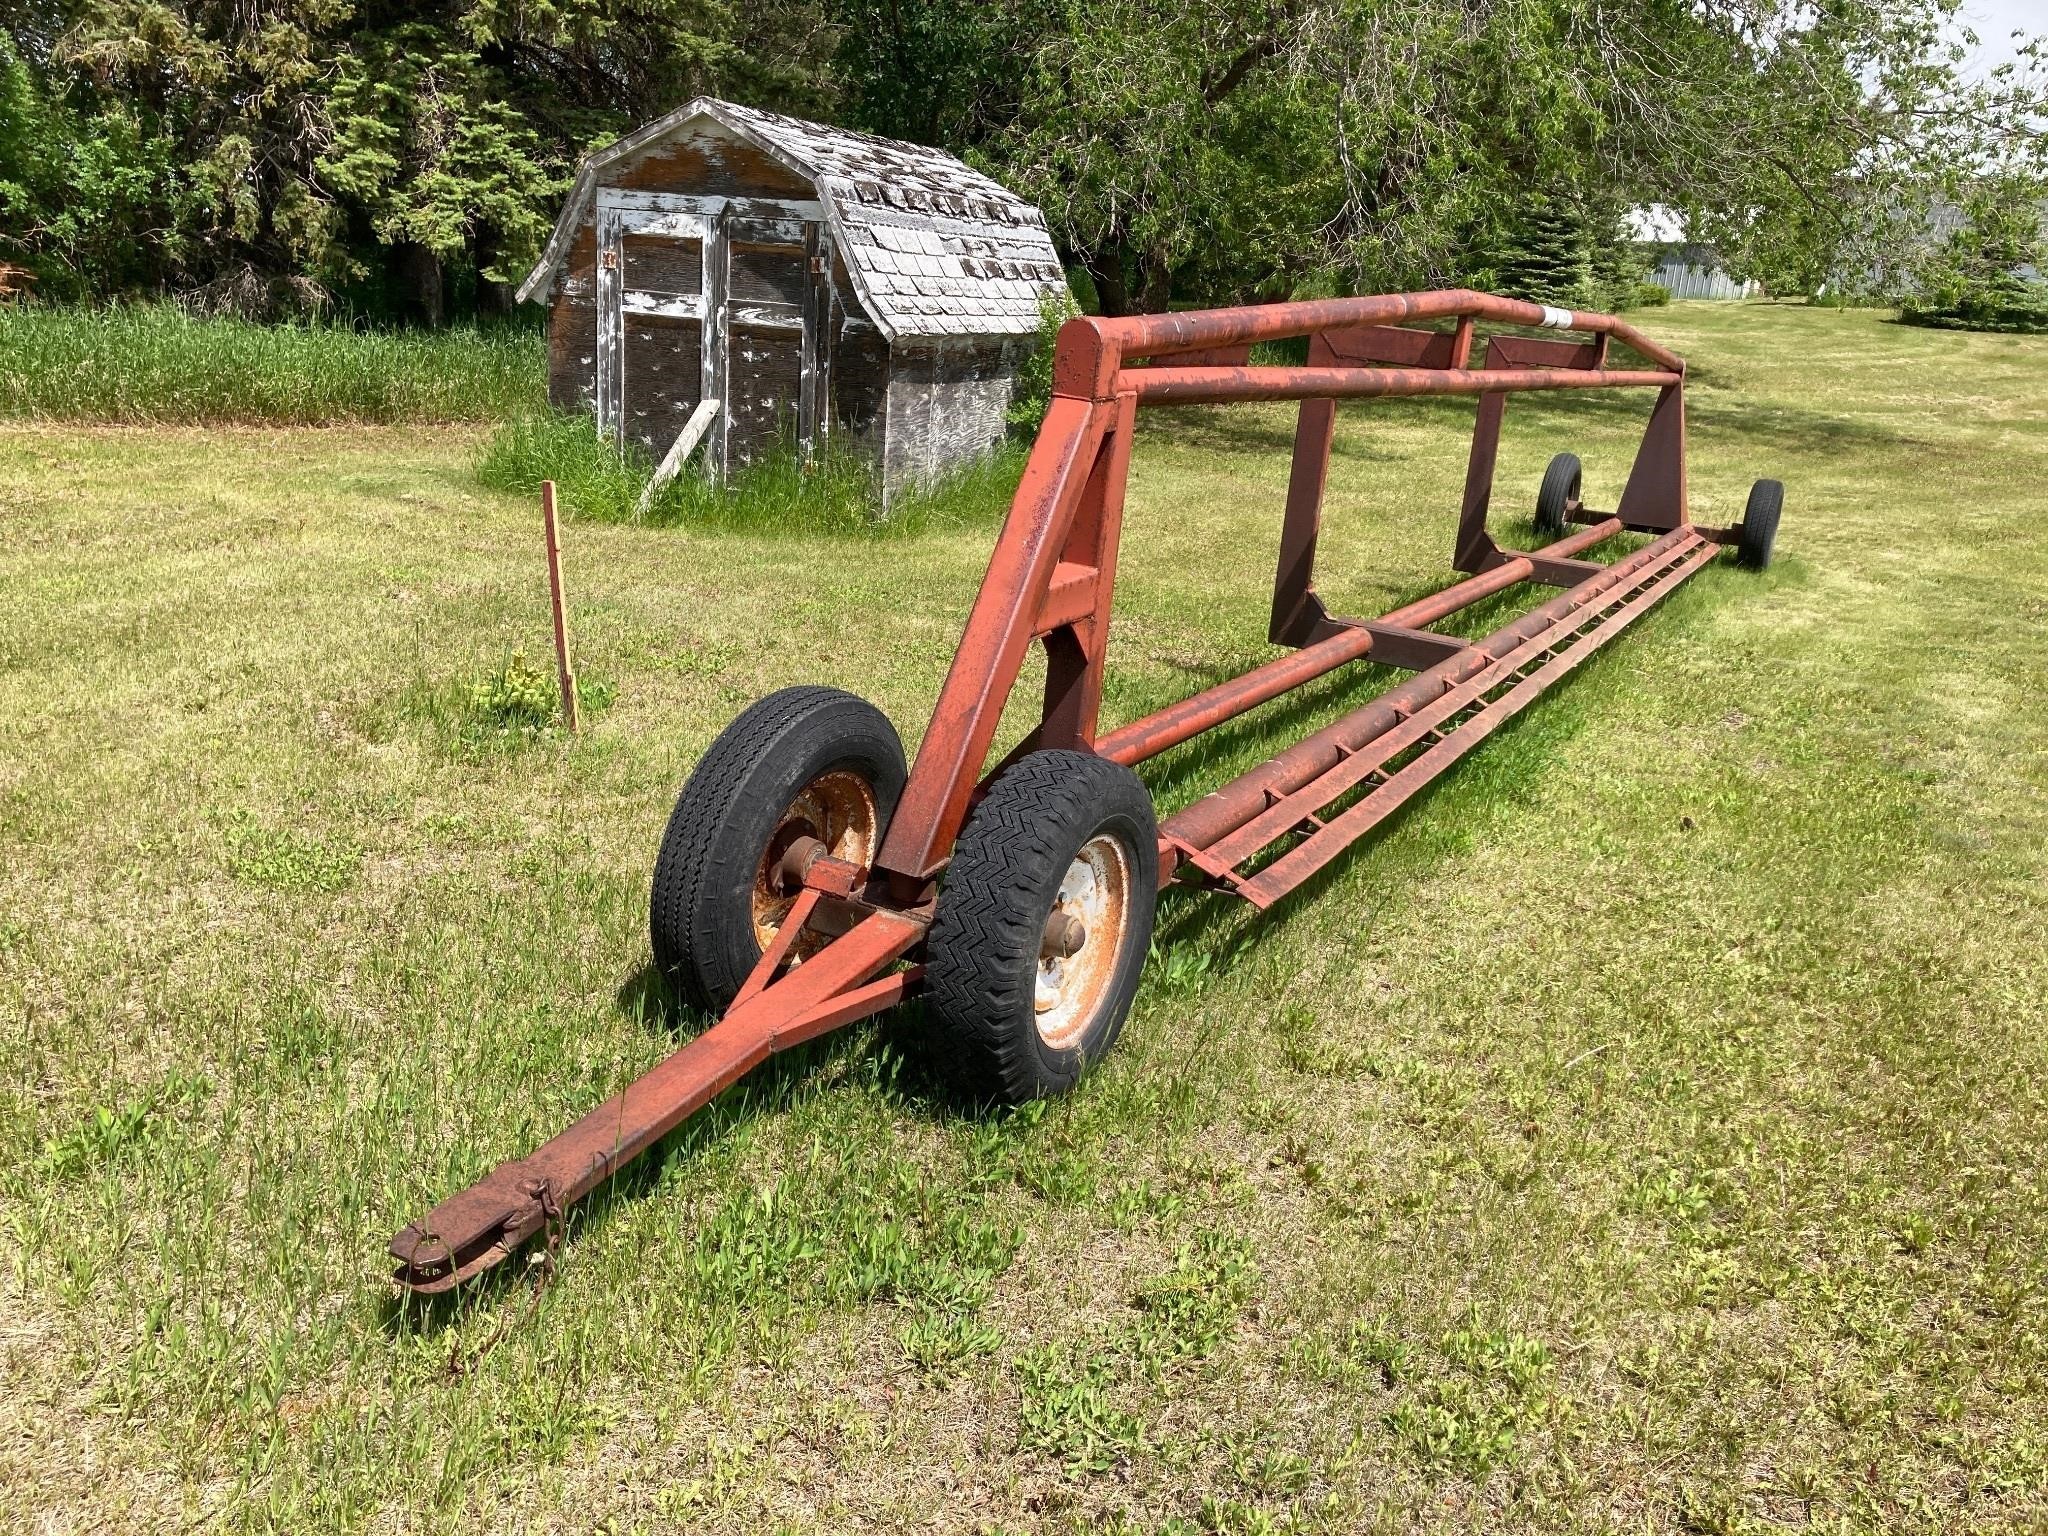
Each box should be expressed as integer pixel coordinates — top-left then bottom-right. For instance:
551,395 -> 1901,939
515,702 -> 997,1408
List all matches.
1536,452 -> 1583,537
924,750 -> 1158,1104
650,686 -> 904,1015
1738,479 -> 1783,570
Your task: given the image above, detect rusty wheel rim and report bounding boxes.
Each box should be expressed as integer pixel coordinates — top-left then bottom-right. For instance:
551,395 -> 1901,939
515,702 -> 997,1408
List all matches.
1033,833 -> 1131,1051
751,770 -> 880,959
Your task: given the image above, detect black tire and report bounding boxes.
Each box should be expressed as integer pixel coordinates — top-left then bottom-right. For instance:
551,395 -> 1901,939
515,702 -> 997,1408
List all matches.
650,686 -> 905,1013
1737,479 -> 1782,570
924,751 -> 1159,1103
1535,452 -> 1583,538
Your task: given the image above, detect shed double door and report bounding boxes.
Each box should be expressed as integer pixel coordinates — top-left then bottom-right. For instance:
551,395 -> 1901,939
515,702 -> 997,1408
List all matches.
594,190 -> 829,474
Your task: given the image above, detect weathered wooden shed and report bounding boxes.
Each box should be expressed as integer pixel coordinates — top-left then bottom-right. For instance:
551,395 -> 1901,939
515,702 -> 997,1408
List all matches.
517,98 -> 1067,502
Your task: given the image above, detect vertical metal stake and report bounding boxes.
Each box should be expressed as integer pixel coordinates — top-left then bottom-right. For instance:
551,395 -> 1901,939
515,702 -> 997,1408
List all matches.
542,480 -> 580,733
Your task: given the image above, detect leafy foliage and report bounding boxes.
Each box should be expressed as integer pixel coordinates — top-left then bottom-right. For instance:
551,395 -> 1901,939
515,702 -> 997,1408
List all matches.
971,1 -> 2047,311
1901,176 -> 2048,333
1,2 -> 2042,318
1004,289 -> 1081,437
220,813 -> 360,894
1,0 -> 841,318
1487,195 -> 1649,312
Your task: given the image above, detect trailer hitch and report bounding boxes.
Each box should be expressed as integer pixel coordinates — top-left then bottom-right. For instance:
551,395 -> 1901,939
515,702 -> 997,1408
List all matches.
391,902 -> 926,1292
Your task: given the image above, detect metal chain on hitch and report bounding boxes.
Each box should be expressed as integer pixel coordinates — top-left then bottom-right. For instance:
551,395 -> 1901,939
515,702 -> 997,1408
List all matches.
442,1178 -> 565,1380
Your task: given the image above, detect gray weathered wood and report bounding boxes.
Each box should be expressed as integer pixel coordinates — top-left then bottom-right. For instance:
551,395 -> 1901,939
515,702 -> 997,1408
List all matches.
635,399 -> 721,519
597,189 -> 823,223
541,99 -> 1056,504
704,211 -> 730,477
726,302 -> 802,330
620,292 -> 707,319
798,223 -> 823,453
594,205 -> 623,438
724,215 -> 811,245
604,203 -> 715,241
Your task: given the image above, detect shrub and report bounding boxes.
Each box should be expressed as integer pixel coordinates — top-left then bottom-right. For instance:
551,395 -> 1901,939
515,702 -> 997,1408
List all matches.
1006,289 -> 1083,438
1901,273 -> 2048,335
1900,181 -> 2048,336
461,653 -> 615,741
467,653 -> 559,731
1489,196 -> 1649,312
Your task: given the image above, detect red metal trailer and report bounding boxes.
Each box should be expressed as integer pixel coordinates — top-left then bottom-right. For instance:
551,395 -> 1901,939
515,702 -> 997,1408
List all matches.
391,290 -> 1781,1294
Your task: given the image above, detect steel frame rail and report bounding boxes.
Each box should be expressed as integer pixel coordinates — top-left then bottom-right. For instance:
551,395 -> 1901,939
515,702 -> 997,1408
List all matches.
390,289 -> 1736,1293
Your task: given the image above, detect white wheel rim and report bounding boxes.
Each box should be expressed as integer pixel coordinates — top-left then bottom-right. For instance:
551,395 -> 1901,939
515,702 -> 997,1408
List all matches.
1033,833 -> 1132,1050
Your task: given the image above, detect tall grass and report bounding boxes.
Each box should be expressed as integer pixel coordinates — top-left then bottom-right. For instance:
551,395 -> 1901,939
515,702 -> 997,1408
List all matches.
0,304 -> 543,424
476,410 -> 1024,535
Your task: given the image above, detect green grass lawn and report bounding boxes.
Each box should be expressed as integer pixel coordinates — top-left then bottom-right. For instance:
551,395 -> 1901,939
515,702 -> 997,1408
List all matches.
0,305 -> 543,424
3,303 -> 2046,1533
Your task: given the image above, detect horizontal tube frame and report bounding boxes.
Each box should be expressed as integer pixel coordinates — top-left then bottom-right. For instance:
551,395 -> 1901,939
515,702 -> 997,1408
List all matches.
1098,517 -> 1628,768
1126,365 -> 1678,407
1162,526 -> 1701,854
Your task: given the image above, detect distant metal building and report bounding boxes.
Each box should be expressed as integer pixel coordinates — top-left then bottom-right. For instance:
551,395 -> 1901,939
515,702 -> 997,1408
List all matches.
1647,244 -> 1761,301
518,97 -> 1066,502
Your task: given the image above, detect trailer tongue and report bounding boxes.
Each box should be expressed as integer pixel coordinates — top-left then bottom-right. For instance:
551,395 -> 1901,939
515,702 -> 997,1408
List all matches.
391,290 -> 1781,1295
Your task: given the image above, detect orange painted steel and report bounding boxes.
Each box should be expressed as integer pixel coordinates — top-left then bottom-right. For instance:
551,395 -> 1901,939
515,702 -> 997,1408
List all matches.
390,291 -> 1745,1295
877,292 -> 1700,881
389,909 -> 924,1293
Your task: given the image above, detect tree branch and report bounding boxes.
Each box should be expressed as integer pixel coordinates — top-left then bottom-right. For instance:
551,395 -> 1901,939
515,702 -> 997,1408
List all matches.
1202,3 -> 1302,106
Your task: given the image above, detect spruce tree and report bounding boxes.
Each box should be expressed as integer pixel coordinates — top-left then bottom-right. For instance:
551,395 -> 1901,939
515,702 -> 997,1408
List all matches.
1493,198 -> 1597,310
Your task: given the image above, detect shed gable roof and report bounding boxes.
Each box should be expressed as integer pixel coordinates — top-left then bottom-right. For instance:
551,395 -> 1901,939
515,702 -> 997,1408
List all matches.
518,98 -> 1065,342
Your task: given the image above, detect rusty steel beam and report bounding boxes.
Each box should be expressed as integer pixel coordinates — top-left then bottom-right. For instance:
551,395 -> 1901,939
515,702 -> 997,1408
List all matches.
877,293 -> 1692,888
1224,536 -> 1721,907
390,908 -> 924,1293
1067,289 -> 1688,378
1097,517 -> 1629,769
389,290 -> 1735,1298
874,396 -> 1117,882
1616,383 -> 1689,531
1124,363 -> 1680,407
1187,533 -> 1716,886
1160,525 -> 1702,855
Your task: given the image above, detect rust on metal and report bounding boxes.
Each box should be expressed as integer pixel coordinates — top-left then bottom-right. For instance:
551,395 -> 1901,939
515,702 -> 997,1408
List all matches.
390,908 -> 924,1293
390,289 -> 1766,1295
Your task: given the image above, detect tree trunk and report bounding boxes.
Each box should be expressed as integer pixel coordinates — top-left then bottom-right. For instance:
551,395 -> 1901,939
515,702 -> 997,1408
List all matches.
1137,246 -> 1174,313
474,230 -> 514,317
402,242 -> 445,328
1083,243 -> 1133,317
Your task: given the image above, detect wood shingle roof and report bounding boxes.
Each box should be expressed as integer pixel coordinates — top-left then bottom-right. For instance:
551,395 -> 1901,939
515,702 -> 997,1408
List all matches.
519,97 -> 1066,341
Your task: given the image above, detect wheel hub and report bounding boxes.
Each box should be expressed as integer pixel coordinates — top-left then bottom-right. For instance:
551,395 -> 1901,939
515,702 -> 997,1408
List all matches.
1033,833 -> 1131,1049
752,771 -> 879,958
1041,911 -> 1087,960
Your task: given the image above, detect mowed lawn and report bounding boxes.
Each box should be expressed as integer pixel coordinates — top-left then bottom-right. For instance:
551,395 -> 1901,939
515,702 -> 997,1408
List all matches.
3,303 -> 2046,1533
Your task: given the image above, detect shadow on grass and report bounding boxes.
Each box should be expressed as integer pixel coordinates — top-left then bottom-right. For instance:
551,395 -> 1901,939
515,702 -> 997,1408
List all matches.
378,975 -> 912,1340
383,549 -> 1794,1329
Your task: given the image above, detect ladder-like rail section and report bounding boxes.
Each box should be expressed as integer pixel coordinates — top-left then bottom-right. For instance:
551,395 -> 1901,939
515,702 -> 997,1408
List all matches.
1171,528 -> 1717,907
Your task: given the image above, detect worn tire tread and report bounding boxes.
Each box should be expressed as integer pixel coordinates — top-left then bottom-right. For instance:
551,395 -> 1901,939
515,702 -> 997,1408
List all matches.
650,686 -> 903,1014
1738,479 -> 1783,570
1535,451 -> 1583,537
924,751 -> 1156,1103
